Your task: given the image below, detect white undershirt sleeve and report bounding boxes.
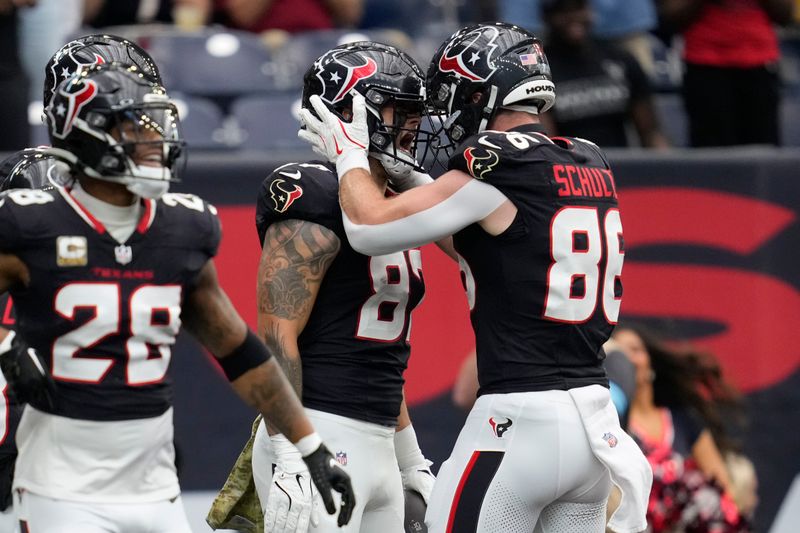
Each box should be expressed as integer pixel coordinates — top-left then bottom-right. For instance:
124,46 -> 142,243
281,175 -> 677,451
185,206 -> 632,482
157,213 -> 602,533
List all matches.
343,179 -> 509,256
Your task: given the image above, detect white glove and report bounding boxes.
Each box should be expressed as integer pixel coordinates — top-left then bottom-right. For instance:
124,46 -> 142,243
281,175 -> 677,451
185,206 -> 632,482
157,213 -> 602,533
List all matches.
373,151 -> 434,192
298,93 -> 371,178
395,424 -> 436,504
297,126 -> 328,160
265,434 -> 319,533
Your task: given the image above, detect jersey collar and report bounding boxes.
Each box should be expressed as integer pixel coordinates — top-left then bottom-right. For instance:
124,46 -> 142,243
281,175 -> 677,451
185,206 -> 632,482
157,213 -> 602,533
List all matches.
59,187 -> 157,236
59,186 -> 106,234
509,123 -> 548,135
136,198 -> 157,234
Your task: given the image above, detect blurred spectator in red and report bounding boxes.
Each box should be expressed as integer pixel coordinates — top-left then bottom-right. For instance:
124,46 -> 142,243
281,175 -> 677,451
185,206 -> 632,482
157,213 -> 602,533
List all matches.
658,0 -> 793,147
213,0 -> 362,33
540,0 -> 669,148
0,0 -> 32,151
726,451 -> 759,523
613,325 -> 752,532
84,0 -> 212,28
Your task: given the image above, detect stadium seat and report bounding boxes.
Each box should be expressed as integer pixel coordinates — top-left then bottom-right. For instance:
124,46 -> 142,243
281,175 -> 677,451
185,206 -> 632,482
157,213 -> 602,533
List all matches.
654,93 -> 689,147
171,95 -> 233,150
28,100 -> 49,147
275,29 -> 414,87
138,29 -> 287,96
410,22 -> 463,67
231,94 -> 305,150
781,96 -> 800,146
780,36 -> 800,95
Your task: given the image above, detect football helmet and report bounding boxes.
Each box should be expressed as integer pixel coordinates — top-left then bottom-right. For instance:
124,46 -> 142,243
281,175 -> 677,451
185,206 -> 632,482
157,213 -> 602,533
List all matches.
404,489 -> 428,533
45,63 -> 183,199
302,41 -> 431,170
44,34 -> 161,108
427,22 -> 555,144
0,148 -> 73,191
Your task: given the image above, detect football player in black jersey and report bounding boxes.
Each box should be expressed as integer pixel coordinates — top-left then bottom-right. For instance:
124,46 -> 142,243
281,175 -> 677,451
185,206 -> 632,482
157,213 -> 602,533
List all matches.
245,42 -> 435,533
0,33 -> 160,531
0,148 -> 72,532
300,23 -> 652,533
0,63 -> 353,532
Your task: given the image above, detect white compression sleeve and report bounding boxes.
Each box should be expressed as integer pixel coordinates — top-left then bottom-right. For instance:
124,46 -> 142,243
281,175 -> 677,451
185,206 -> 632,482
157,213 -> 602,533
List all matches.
343,179 -> 509,256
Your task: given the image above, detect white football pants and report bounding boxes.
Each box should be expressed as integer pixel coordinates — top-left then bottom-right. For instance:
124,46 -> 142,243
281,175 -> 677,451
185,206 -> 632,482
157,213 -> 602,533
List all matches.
14,491 -> 192,533
426,389 -> 612,533
253,408 -> 404,533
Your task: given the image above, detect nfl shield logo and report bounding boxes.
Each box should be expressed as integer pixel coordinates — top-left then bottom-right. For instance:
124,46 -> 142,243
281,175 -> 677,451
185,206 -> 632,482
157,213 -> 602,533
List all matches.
114,244 -> 133,265
602,432 -> 618,448
335,451 -> 347,466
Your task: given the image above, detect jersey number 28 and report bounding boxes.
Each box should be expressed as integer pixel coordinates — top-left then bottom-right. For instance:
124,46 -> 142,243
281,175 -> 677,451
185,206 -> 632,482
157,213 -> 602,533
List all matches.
53,283 -> 181,385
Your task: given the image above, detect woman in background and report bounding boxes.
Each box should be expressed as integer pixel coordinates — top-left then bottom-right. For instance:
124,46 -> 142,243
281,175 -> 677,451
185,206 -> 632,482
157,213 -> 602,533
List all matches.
613,325 -> 752,532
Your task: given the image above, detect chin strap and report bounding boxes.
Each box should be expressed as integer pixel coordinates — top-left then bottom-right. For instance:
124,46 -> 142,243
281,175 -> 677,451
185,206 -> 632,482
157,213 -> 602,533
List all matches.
100,160 -> 174,200
371,150 -> 433,192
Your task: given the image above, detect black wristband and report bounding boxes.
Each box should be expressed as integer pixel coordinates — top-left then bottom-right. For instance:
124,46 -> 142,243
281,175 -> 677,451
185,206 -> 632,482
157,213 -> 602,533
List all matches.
218,330 -> 271,381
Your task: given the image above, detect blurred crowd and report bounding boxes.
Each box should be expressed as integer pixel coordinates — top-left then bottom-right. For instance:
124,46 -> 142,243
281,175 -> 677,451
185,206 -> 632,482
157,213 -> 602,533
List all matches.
2,0 -> 798,152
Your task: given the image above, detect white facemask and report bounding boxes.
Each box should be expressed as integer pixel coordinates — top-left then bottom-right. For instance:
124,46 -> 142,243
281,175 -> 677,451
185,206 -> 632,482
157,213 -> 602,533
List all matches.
125,179 -> 169,199
122,161 -> 172,199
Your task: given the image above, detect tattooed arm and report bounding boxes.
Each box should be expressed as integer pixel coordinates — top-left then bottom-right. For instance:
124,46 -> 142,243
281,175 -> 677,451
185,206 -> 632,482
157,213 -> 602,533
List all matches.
185,259 -> 357,524
257,219 -> 341,407
183,259 -> 315,442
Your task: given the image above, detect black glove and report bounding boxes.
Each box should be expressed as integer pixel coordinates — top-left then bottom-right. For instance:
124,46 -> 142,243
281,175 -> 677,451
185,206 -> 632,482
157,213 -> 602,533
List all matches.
0,332 -> 57,410
302,443 -> 356,527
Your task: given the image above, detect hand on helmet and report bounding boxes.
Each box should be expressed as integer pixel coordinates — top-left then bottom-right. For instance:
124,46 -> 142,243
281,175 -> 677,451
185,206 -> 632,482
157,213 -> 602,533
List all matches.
298,93 -> 370,179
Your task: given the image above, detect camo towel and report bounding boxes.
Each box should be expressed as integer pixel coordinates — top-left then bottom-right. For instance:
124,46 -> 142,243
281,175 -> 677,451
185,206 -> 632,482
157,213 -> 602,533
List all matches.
206,416 -> 264,532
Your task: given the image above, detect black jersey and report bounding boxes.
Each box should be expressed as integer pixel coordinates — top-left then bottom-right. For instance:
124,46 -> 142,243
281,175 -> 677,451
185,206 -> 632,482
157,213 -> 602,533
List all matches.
256,162 -> 425,426
0,292 -> 22,509
0,187 -> 220,421
449,124 -> 621,395
0,293 -> 22,455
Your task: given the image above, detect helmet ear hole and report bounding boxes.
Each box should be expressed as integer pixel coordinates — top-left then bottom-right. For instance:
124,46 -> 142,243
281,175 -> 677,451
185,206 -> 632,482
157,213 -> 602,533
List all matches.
470,91 -> 483,104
